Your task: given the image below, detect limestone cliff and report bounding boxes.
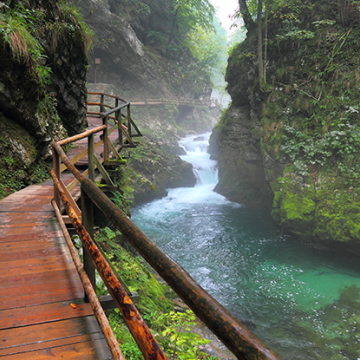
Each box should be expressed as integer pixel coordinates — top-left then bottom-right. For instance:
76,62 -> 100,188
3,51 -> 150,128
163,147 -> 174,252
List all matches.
70,0 -> 217,143
212,1 -> 360,243
0,0 -> 89,198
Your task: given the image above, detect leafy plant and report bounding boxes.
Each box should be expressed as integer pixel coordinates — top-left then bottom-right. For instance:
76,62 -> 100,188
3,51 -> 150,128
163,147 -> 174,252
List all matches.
158,310 -> 210,360
96,227 -> 218,359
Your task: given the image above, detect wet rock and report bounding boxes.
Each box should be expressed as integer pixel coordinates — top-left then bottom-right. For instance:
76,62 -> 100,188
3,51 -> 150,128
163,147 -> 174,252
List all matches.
127,136 -> 196,204
214,105 -> 272,208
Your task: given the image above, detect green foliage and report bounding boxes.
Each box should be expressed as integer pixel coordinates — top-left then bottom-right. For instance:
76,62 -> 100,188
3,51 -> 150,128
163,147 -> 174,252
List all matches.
57,1 -> 93,51
111,190 -> 131,216
260,16 -> 360,179
0,161 -> 51,200
157,310 -> 210,360
0,117 -> 52,200
96,227 -> 218,359
276,29 -> 315,41
109,307 -> 214,360
172,0 -> 215,35
0,3 -> 51,84
231,0 -> 360,241
0,0 -> 92,91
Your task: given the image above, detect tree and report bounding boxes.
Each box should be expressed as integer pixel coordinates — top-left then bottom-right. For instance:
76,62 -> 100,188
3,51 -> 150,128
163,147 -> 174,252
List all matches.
257,0 -> 263,88
239,0 -> 255,32
167,0 -> 215,49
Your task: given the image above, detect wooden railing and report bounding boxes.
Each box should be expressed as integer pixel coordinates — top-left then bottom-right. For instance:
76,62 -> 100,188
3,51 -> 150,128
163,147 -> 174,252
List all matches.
128,97 -> 212,107
50,93 -> 281,360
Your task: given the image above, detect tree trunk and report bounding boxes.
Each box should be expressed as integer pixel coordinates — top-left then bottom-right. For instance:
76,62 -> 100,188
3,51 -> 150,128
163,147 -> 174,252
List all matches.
239,0 -> 255,32
257,0 -> 264,88
264,0 -> 268,84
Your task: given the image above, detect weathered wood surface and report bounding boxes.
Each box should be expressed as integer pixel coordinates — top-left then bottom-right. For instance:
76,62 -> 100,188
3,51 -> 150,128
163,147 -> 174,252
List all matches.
66,117 -> 120,166
0,178 -> 113,359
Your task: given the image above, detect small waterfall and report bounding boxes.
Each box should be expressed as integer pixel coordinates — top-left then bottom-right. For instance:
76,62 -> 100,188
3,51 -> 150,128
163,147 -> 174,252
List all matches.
156,133 -> 234,206
179,133 -> 219,187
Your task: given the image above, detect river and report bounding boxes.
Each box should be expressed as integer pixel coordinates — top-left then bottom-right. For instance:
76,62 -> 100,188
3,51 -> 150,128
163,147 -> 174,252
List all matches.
132,133 -> 360,360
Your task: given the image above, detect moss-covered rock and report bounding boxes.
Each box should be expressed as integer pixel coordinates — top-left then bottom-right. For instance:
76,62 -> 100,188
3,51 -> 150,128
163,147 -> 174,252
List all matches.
271,165 -> 316,236
216,0 -> 360,243
270,164 -> 360,242
116,136 -> 196,205
0,0 -> 89,198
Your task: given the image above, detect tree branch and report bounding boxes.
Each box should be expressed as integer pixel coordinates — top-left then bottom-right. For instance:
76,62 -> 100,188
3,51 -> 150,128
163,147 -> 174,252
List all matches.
239,0 -> 255,32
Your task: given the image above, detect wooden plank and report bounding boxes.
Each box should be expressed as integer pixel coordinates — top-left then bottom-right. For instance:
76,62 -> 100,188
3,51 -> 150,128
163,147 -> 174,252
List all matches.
59,179 -> 81,217
0,219 -> 58,229
0,277 -> 82,299
0,204 -> 53,212
0,214 -> 55,225
0,115 -> 123,360
93,154 -> 114,186
0,253 -> 75,270
0,244 -> 71,263
1,338 -> 113,360
0,194 -> 53,201
0,255 -> 76,278
0,331 -> 104,357
0,300 -> 93,330
0,224 -> 61,236
0,231 -> 64,243
0,197 -> 53,205
0,269 -> 80,290
4,188 -> 54,195
1,237 -> 66,251
60,138 -> 105,172
0,286 -> 84,310
0,317 -> 101,353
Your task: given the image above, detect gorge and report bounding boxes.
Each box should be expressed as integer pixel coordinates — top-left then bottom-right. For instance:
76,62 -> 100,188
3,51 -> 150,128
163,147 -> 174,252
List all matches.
2,0 -> 360,359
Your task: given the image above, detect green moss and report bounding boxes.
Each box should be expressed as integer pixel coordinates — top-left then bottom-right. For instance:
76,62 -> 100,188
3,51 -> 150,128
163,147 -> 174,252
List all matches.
313,175 -> 360,242
280,193 -> 315,236
0,117 -> 48,199
270,165 -> 316,236
271,163 -> 360,242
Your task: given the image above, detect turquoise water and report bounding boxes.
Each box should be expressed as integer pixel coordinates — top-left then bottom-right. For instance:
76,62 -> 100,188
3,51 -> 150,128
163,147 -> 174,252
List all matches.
132,134 -> 360,360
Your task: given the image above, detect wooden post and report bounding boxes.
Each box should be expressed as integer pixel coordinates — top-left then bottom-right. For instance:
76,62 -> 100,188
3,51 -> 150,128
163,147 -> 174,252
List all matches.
102,116 -> 109,162
127,104 -> 132,138
100,94 -> 105,113
118,109 -> 123,148
81,188 -> 96,294
53,147 -> 61,210
88,134 -> 95,182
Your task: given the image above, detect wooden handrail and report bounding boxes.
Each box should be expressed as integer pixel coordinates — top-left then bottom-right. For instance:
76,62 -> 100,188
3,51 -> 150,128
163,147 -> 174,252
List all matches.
86,92 -> 142,149
51,133 -> 281,360
50,168 -> 168,360
88,91 -> 127,103
102,102 -> 129,118
58,125 -> 106,146
51,198 -> 125,360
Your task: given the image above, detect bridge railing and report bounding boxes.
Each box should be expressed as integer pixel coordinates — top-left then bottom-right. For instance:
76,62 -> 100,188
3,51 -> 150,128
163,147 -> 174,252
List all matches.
51,94 -> 281,360
128,97 -> 212,107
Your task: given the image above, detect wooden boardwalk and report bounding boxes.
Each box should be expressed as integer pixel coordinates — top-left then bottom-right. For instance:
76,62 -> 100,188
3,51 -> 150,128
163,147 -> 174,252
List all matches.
66,117 -> 123,167
0,177 -> 113,358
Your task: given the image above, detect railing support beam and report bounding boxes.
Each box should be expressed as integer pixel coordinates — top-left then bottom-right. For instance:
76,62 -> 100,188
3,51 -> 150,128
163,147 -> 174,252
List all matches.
81,188 -> 96,294
53,149 -> 61,210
